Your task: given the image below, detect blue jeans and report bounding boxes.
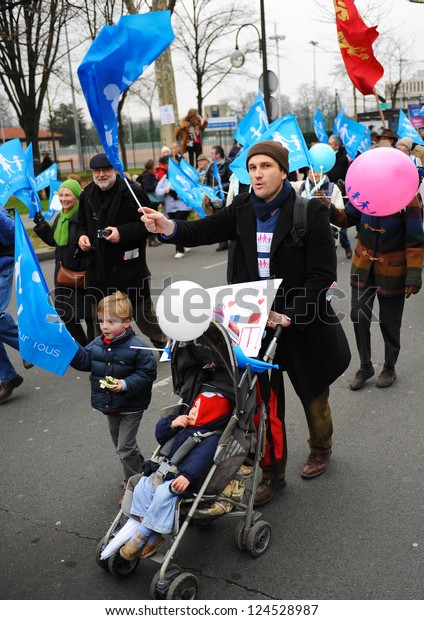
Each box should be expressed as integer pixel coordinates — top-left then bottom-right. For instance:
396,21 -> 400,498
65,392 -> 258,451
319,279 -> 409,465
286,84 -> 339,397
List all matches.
0,262 -> 20,382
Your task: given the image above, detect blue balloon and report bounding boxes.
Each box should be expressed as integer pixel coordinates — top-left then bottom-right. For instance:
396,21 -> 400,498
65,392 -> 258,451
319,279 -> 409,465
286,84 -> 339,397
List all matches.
308,143 -> 336,173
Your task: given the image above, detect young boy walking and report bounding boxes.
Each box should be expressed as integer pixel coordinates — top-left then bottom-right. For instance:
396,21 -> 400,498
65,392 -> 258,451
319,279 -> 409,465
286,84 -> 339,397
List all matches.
71,292 -> 157,502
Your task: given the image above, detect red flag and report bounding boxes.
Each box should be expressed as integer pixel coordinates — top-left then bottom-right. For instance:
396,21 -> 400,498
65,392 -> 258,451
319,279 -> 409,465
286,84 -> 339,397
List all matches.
334,0 -> 384,95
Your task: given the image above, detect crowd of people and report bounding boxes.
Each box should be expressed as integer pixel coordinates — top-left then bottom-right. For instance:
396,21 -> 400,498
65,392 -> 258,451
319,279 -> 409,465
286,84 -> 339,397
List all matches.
2,111 -> 423,521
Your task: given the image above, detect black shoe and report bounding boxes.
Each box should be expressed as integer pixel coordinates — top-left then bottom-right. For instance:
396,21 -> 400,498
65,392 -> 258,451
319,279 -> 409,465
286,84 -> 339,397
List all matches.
349,365 -> 374,390
22,359 -> 34,369
0,374 -> 24,403
376,366 -> 396,388
216,245 -> 228,252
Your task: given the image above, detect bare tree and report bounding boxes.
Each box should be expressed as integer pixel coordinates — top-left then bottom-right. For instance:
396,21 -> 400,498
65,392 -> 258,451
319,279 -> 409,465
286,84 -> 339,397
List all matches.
0,1 -> 70,157
172,0 -> 249,115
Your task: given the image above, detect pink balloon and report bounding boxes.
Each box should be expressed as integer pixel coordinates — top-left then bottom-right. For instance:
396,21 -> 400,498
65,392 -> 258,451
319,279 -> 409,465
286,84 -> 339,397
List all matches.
346,147 -> 419,216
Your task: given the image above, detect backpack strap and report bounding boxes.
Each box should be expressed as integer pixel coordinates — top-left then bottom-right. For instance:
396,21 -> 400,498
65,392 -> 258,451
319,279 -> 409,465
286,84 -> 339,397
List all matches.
290,195 -> 309,247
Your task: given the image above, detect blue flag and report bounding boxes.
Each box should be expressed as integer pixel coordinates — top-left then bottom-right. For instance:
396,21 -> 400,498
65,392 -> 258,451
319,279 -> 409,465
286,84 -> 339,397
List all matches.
78,12 -> 174,175
179,158 -> 200,183
0,139 -> 29,204
338,116 -> 367,160
333,108 -> 345,135
14,213 -> 78,375
397,109 -> 424,146
230,114 -> 311,185
313,109 -> 328,143
44,180 -> 63,220
198,183 -> 221,201
167,159 -> 205,218
35,163 -> 58,191
234,90 -> 269,147
13,144 -> 42,217
212,159 -> 225,200
357,129 -> 372,154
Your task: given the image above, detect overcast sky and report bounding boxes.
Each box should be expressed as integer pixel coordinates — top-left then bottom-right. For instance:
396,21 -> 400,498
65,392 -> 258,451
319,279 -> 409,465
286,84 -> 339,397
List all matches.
172,0 -> 424,116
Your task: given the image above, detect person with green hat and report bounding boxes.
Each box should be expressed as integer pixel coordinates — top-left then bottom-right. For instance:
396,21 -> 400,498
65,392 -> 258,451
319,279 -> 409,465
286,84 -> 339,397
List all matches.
33,179 -> 94,345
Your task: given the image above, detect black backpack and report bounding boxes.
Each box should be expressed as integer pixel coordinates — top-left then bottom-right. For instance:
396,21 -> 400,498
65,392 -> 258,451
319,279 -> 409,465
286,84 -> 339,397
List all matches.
289,195 -> 309,247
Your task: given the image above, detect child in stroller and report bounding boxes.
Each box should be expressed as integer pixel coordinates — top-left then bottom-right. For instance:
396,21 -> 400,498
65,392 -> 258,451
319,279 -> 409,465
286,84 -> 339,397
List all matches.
119,391 -> 233,561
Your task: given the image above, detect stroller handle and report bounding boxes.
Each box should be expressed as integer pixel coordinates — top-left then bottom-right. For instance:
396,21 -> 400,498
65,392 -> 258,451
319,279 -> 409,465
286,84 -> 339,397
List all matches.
262,324 -> 283,364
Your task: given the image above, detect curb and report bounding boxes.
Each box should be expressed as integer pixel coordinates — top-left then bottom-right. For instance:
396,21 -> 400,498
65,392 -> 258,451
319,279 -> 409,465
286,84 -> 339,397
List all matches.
36,249 -> 55,262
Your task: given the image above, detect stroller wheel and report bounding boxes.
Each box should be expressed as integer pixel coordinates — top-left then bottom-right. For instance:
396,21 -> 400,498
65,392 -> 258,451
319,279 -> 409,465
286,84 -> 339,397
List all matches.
108,550 -> 140,579
234,520 -> 247,551
150,564 -> 182,599
246,520 -> 271,557
166,572 -> 199,600
95,537 -> 110,570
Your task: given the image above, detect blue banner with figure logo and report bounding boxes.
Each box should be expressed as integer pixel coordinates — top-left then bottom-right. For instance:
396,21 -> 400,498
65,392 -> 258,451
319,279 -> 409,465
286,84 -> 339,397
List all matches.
338,115 -> 367,160
234,90 -> 269,147
230,114 -> 311,185
78,12 -> 174,176
167,159 -> 205,218
397,109 -> 424,146
14,213 -> 78,375
333,108 -> 345,135
179,158 -> 200,183
313,109 -> 328,143
0,139 -> 29,205
13,144 -> 43,217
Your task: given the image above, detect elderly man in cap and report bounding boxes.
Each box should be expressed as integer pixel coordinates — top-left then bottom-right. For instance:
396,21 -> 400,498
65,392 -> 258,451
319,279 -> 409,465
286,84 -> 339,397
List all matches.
139,140 -> 351,505
76,153 -> 167,349
377,128 -> 398,148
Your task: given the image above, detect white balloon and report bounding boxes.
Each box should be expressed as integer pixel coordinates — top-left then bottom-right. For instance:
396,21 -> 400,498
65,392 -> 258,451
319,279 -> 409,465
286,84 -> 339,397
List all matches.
156,280 -> 212,342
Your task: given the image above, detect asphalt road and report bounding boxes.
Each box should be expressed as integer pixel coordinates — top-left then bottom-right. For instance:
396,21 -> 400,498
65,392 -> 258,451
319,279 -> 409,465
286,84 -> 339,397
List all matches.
1,232 -> 423,605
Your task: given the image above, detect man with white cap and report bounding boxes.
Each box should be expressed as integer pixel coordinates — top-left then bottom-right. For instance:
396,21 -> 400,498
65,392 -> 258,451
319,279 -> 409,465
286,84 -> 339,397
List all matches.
139,140 -> 351,505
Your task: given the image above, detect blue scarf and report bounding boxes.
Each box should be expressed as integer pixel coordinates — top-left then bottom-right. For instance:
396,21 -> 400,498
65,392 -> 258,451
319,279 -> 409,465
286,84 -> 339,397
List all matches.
250,179 -> 292,221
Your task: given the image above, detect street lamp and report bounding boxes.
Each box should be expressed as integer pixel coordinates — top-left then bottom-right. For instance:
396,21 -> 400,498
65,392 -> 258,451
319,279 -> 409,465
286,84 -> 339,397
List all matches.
230,0 -> 271,119
309,40 -> 318,110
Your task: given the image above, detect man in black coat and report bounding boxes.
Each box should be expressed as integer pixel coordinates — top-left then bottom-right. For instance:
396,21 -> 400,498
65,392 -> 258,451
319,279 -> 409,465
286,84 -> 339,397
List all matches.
140,141 -> 351,505
76,153 -> 167,349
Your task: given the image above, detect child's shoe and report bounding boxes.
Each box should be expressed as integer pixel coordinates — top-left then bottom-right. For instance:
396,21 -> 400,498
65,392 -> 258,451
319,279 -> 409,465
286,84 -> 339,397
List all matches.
119,533 -> 148,561
140,533 -> 165,559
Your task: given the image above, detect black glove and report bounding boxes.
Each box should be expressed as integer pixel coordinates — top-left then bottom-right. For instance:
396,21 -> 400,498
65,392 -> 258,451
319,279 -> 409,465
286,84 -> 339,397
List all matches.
33,211 -> 45,225
168,189 -> 179,200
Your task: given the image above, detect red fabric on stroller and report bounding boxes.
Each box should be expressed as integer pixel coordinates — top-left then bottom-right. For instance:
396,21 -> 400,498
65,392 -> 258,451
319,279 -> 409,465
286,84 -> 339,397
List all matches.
254,384 -> 284,467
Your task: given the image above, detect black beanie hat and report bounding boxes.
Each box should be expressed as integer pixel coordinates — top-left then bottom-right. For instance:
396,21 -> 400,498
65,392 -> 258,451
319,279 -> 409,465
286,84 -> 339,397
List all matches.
246,140 -> 289,174
90,153 -> 113,169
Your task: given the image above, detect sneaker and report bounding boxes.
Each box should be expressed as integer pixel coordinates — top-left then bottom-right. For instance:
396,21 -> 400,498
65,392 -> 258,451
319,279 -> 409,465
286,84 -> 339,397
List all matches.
174,252 -> 185,259
0,374 -> 24,403
184,247 -> 191,253
349,365 -> 375,391
376,366 -> 396,388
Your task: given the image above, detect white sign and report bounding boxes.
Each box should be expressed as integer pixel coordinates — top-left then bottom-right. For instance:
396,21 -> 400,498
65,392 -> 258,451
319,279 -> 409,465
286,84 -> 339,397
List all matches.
159,104 -> 175,125
207,278 -> 282,357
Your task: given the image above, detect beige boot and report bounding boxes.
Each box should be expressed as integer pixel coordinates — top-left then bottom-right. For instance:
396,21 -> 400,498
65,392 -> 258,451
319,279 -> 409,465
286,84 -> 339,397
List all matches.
119,533 -> 148,561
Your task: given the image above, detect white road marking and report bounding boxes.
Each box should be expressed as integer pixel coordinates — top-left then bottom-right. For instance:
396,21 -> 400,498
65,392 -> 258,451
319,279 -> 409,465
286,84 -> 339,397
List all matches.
203,261 -> 228,270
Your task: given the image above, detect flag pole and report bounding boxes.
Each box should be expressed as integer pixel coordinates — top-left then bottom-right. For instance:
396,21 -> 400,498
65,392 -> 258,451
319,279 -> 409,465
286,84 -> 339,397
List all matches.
122,174 -> 147,215
373,88 -> 386,129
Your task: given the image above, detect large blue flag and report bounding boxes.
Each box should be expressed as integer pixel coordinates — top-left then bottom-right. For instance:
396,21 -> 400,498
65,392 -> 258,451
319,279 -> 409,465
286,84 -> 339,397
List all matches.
230,114 -> 311,185
179,158 -> 200,183
313,109 -> 328,143
35,163 -> 58,191
0,139 -> 28,204
234,90 -> 269,147
78,12 -> 174,175
14,213 -> 78,375
397,109 -> 424,146
167,158 -> 205,218
198,183 -> 221,201
333,107 -> 345,135
338,116 -> 367,160
13,144 -> 42,217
